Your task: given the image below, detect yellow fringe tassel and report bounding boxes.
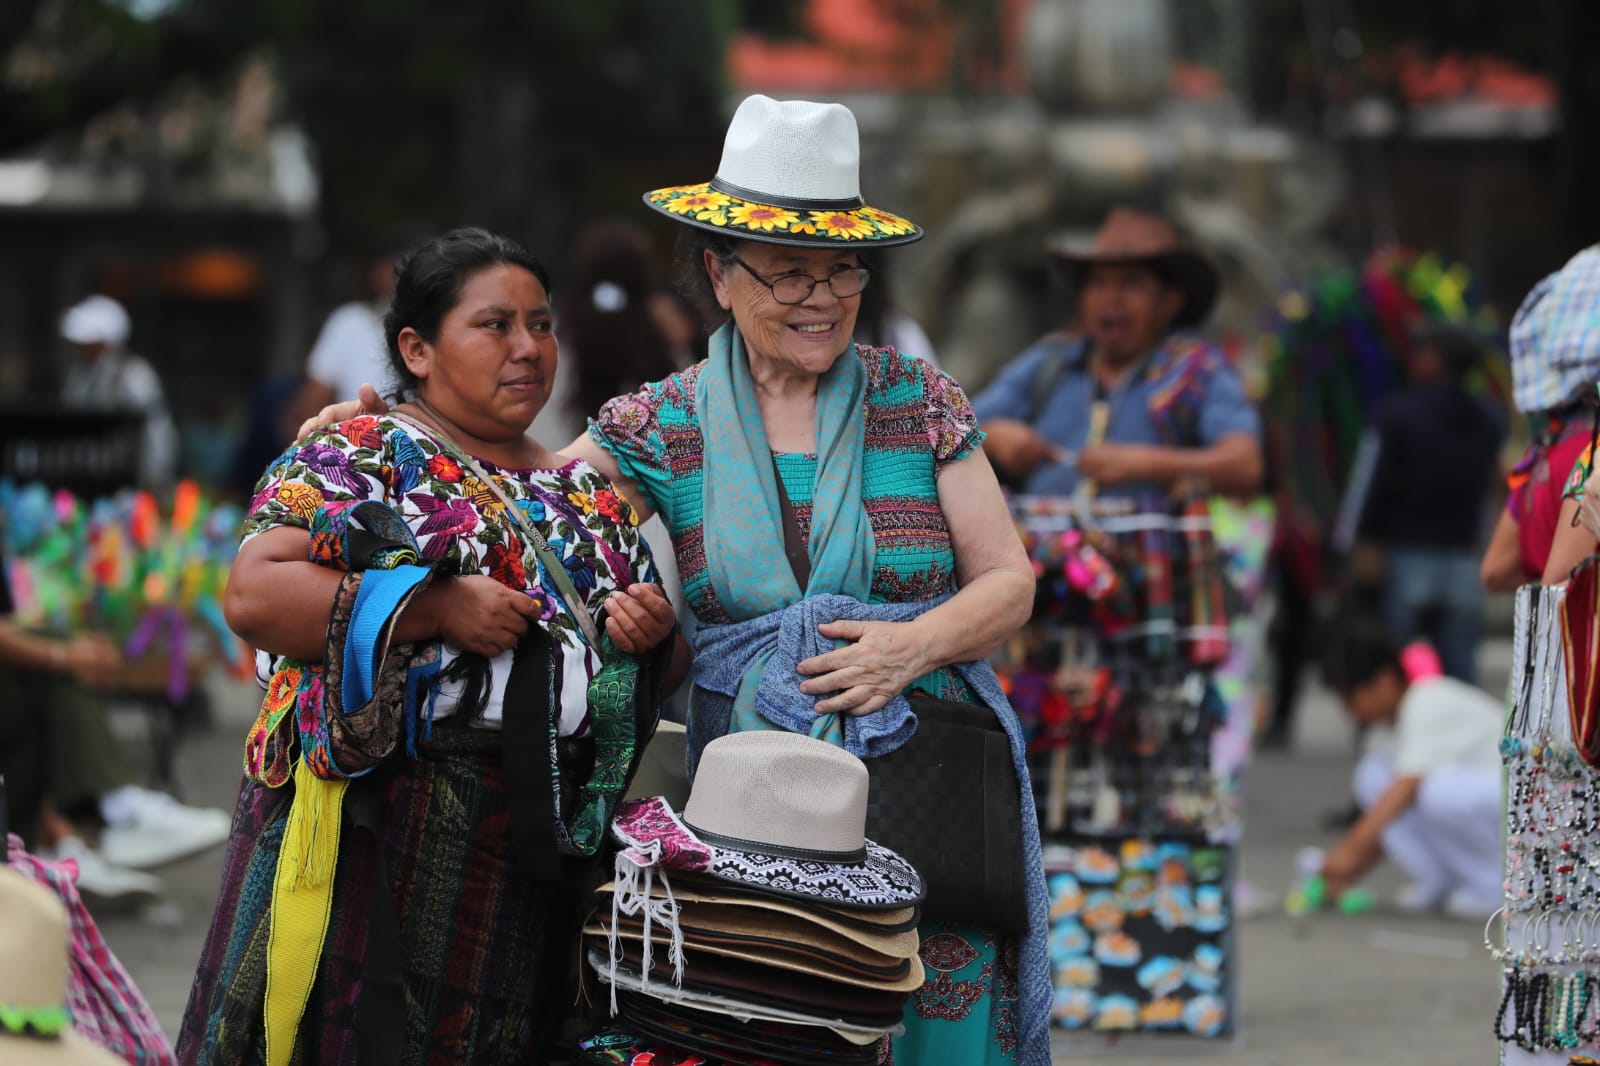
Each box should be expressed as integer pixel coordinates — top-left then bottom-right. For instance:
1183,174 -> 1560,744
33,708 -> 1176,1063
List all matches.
264,758 -> 348,1066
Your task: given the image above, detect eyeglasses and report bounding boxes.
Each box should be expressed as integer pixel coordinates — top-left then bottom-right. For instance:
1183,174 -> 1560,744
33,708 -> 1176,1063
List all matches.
731,255 -> 871,305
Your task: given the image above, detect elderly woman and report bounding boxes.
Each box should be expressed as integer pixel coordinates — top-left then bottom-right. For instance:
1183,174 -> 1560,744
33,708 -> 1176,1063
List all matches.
306,99 -> 1052,1064
567,96 -> 1049,1066
178,229 -> 676,1065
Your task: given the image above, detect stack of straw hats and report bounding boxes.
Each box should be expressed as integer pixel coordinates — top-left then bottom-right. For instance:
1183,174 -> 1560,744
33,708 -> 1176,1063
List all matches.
579,731 -> 926,1064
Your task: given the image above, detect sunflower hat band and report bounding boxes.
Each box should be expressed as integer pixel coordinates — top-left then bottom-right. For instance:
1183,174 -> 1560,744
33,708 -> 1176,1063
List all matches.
643,94 -> 923,248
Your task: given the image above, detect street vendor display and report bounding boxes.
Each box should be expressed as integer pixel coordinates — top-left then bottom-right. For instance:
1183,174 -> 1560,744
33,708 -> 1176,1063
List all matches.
974,207 -> 1262,1045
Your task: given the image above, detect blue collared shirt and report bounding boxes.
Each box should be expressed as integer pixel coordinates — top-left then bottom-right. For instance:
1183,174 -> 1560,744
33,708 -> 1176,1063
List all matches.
971,333 -> 1261,498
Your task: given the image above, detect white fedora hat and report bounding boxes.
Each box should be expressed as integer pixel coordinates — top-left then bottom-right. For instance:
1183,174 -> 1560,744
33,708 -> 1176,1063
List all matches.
643,94 -> 923,248
0,868 -> 128,1066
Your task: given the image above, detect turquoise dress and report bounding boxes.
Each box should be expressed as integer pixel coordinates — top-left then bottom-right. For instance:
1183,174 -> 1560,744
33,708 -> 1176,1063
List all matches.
591,345 -> 1021,1063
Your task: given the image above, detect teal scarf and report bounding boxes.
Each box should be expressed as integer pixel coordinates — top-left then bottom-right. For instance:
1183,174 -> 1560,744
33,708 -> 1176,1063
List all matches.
697,322 -> 876,615
695,323 -> 877,743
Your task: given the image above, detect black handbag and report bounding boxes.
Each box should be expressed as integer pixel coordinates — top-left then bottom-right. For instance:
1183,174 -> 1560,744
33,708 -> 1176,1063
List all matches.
863,693 -> 1030,931
771,461 -> 1030,932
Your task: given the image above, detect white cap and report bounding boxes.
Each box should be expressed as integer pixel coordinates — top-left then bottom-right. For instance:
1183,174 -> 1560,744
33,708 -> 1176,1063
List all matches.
60,295 -> 131,347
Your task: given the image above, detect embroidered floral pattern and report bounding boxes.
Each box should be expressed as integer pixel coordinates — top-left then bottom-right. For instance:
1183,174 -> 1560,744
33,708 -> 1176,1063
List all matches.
921,931 -> 982,972
810,210 -> 876,240
913,966 -> 991,1023
644,182 -> 920,244
246,414 -> 649,655
729,202 -> 801,232
244,414 -> 657,739
993,932 -> 1021,1057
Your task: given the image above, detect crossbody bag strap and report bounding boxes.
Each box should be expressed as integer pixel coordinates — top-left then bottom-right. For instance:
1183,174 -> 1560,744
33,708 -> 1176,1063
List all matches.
386,413 -> 604,649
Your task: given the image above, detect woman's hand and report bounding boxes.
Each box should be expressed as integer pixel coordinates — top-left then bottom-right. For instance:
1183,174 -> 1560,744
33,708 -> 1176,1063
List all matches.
296,382 -> 389,440
796,620 -> 931,717
604,583 -> 676,654
433,575 -> 537,657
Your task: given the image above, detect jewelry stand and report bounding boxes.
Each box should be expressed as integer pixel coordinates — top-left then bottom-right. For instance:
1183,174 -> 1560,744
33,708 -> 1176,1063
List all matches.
1495,584 -> 1600,1064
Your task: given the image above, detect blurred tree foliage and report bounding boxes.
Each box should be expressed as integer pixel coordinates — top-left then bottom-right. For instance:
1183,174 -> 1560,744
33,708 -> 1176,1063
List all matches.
0,0 -> 807,260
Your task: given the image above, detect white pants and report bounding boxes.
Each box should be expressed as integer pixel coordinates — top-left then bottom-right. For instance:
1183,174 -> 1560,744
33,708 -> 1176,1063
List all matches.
1352,752 -> 1502,908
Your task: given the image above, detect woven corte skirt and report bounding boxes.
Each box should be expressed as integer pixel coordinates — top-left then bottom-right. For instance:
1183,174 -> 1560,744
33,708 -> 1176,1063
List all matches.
177,724 -> 576,1065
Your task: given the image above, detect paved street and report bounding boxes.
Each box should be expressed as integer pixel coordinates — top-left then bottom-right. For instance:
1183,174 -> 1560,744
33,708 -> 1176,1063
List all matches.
95,646 -> 1508,1064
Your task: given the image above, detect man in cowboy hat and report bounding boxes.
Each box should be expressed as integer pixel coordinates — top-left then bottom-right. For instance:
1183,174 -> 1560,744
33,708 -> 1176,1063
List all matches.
973,207 -> 1262,498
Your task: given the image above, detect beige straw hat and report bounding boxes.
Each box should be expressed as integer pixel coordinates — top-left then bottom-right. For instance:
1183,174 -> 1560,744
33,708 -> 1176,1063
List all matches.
596,879 -> 919,956
586,914 -> 926,991
679,731 -> 923,910
0,867 -> 126,1066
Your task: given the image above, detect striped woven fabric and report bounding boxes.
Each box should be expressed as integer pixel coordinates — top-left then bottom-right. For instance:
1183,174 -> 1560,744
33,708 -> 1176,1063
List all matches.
176,726 -> 575,1066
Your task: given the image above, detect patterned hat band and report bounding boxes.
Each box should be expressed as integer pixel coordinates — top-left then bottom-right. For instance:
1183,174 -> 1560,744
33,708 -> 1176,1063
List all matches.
642,183 -> 922,248
684,821 -> 869,866
0,1003 -> 70,1039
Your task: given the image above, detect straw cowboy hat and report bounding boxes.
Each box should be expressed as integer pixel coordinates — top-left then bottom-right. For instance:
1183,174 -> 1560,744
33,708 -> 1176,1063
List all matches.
1048,207 -> 1221,328
643,94 -> 924,248
0,867 -> 126,1066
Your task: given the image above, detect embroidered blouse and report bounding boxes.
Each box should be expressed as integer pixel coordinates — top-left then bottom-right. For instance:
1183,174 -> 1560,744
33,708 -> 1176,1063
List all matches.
243,414 -> 655,735
588,345 -> 982,699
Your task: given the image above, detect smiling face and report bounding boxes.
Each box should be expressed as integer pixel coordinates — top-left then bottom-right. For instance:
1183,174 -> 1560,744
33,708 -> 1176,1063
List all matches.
398,263 -> 557,442
706,241 -> 864,379
1079,262 -> 1184,368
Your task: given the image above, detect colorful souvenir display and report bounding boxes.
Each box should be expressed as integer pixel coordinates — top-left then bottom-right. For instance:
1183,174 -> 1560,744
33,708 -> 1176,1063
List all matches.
1001,495 -> 1235,841
1262,245 -> 1510,599
1045,839 -> 1233,1040
0,478 -> 247,702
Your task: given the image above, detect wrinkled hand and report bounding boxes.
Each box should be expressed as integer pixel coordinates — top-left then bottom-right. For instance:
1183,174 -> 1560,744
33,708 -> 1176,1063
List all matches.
797,620 -> 930,717
436,575 -> 537,657
297,382 -> 389,440
63,633 -> 122,690
982,419 -> 1063,480
1580,469 -> 1600,543
1078,443 -> 1158,487
605,583 -> 676,654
